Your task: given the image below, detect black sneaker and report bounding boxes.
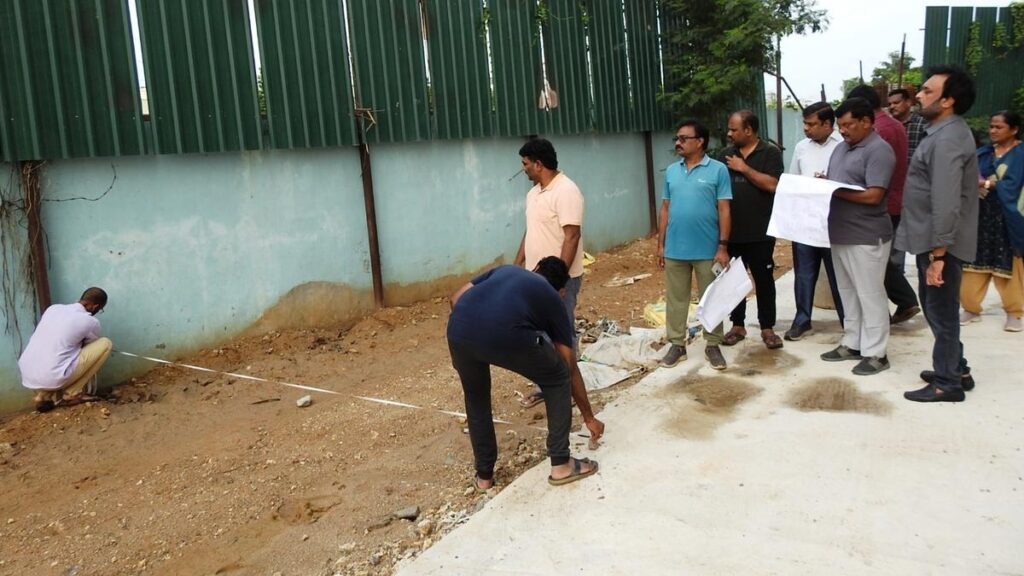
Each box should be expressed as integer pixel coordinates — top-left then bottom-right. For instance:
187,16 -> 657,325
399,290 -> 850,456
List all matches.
661,344 -> 687,367
904,383 -> 965,403
920,370 -> 975,391
820,345 -> 861,362
852,356 -> 890,375
784,324 -> 813,341
704,345 -> 726,370
891,305 -> 921,325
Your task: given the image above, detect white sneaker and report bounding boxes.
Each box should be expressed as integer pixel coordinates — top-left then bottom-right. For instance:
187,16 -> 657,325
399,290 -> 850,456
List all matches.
959,310 -> 981,325
1005,316 -> 1023,332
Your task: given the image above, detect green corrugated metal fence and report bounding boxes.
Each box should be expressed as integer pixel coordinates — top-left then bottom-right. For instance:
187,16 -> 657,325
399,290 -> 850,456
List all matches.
541,0 -> 592,134
0,0 -> 144,162
424,0 -> 494,140
489,0 -> 544,137
625,0 -> 661,131
922,5 -> 1023,117
347,0 -> 431,143
136,0 -> 262,154
255,0 -> 358,149
587,0 -> 631,133
2,0 -> 768,161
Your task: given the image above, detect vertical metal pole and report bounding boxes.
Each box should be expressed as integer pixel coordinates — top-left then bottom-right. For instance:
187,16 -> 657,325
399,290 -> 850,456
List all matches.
22,161 -> 52,314
357,142 -> 385,308
775,36 -> 783,151
643,131 -> 657,235
897,33 -> 907,89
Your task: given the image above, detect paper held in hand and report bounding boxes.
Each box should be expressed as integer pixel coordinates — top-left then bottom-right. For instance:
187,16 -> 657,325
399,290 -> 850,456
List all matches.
766,173 -> 865,248
696,257 -> 753,332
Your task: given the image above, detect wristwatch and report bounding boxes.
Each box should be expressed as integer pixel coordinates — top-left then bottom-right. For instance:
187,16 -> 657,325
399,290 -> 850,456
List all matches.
928,252 -> 946,263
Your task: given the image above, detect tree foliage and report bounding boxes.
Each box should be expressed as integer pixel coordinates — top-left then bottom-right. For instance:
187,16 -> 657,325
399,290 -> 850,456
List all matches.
660,0 -> 828,129
840,51 -> 922,98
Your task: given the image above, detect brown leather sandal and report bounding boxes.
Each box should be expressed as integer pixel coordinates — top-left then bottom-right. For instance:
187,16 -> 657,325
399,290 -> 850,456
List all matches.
762,331 -> 784,350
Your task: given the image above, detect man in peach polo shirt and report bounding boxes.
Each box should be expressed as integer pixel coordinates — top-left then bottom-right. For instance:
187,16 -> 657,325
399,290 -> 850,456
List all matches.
513,138 -> 584,408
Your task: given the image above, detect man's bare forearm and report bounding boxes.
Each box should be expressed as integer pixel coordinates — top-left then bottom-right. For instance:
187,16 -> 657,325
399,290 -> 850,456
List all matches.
560,225 -> 581,268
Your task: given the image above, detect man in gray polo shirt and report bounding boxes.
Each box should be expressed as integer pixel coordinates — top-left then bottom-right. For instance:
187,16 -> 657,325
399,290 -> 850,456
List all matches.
820,97 -> 896,375
897,65 -> 979,403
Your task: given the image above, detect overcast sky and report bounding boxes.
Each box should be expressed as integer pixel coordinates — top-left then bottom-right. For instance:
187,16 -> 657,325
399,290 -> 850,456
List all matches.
772,0 -> 1009,102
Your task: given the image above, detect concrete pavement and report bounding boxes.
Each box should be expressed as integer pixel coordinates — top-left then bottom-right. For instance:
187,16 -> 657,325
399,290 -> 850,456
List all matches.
399,267 -> 1024,576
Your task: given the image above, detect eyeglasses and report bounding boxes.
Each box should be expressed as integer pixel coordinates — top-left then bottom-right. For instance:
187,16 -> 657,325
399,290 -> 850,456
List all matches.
673,135 -> 700,143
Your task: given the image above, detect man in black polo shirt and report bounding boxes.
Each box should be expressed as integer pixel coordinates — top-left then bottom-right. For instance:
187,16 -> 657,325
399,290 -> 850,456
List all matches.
447,257 -> 605,488
717,110 -> 786,350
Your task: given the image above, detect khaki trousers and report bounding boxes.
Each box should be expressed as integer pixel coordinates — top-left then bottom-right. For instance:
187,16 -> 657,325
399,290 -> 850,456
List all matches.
36,337 -> 112,402
665,258 -> 723,346
960,256 -> 1024,318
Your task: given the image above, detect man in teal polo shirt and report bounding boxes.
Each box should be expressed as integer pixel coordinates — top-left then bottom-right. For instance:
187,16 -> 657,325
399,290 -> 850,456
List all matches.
657,119 -> 732,369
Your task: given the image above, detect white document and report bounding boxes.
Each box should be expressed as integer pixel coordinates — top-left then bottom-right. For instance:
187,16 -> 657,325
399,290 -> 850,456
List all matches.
696,257 -> 753,332
767,173 -> 865,248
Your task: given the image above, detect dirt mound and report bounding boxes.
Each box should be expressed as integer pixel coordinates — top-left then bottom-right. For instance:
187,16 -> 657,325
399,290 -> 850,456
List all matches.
786,378 -> 892,415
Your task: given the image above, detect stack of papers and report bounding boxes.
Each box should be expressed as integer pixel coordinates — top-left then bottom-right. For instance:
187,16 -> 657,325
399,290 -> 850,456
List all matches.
695,257 -> 753,332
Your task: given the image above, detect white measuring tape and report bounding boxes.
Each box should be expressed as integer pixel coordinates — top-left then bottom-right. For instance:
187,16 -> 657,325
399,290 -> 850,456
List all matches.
114,349 -> 520,426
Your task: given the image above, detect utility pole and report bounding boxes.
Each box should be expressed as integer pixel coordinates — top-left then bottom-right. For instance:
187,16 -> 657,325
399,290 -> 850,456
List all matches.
776,36 -> 783,150
897,33 -> 907,88
820,83 -> 827,102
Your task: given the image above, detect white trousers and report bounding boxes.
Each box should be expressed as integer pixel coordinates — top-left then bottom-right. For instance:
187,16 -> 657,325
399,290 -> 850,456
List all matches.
832,241 -> 891,358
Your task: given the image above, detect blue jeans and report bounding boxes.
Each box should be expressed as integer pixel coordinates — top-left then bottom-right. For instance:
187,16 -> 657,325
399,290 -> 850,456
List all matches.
916,254 -> 970,391
791,242 -> 844,329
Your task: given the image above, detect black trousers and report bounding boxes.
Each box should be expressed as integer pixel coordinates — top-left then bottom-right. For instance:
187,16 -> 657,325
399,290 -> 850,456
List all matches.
728,239 -> 777,329
448,337 -> 572,480
916,254 -> 970,391
885,215 -> 920,310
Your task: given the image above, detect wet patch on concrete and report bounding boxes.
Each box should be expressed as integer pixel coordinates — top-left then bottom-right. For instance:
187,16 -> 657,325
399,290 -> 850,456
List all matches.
732,347 -> 803,377
786,377 -> 892,416
658,375 -> 763,439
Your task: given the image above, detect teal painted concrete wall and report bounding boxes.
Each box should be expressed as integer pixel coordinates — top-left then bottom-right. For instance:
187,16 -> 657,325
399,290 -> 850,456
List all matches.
371,133 -> 653,294
36,149 -> 374,393
0,134 -> 656,413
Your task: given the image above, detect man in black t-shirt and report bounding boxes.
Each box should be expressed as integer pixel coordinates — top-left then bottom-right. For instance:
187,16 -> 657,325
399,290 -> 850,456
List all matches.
716,110 -> 786,350
447,257 -> 605,488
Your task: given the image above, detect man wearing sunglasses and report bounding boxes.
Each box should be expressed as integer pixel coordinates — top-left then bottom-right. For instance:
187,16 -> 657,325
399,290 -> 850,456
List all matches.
18,287 -> 112,413
658,120 -> 732,370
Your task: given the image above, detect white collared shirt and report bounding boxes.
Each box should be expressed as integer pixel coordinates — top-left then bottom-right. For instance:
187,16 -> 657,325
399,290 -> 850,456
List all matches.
18,303 -> 101,390
789,131 -> 843,176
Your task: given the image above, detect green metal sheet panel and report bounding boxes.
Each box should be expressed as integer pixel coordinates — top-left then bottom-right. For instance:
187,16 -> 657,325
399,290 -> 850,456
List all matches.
347,0 -> 431,143
946,6 -> 975,66
136,0 -> 261,154
541,0 -> 592,135
625,0 -> 660,131
424,0 -> 493,139
0,0 -> 144,162
974,7 -> 999,117
489,0 -> 544,137
922,5 -> 1022,119
587,0 -> 631,133
922,6 -> 949,70
255,0 -> 358,148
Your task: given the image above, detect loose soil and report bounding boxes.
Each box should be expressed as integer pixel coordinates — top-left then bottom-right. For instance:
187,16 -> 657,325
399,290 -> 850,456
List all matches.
0,237 -> 793,576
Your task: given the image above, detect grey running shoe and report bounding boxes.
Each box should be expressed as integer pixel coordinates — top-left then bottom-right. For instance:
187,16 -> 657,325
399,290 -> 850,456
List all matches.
661,344 -> 687,367
820,345 -> 862,362
705,345 -> 726,370
784,324 -> 813,341
852,356 -> 890,375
